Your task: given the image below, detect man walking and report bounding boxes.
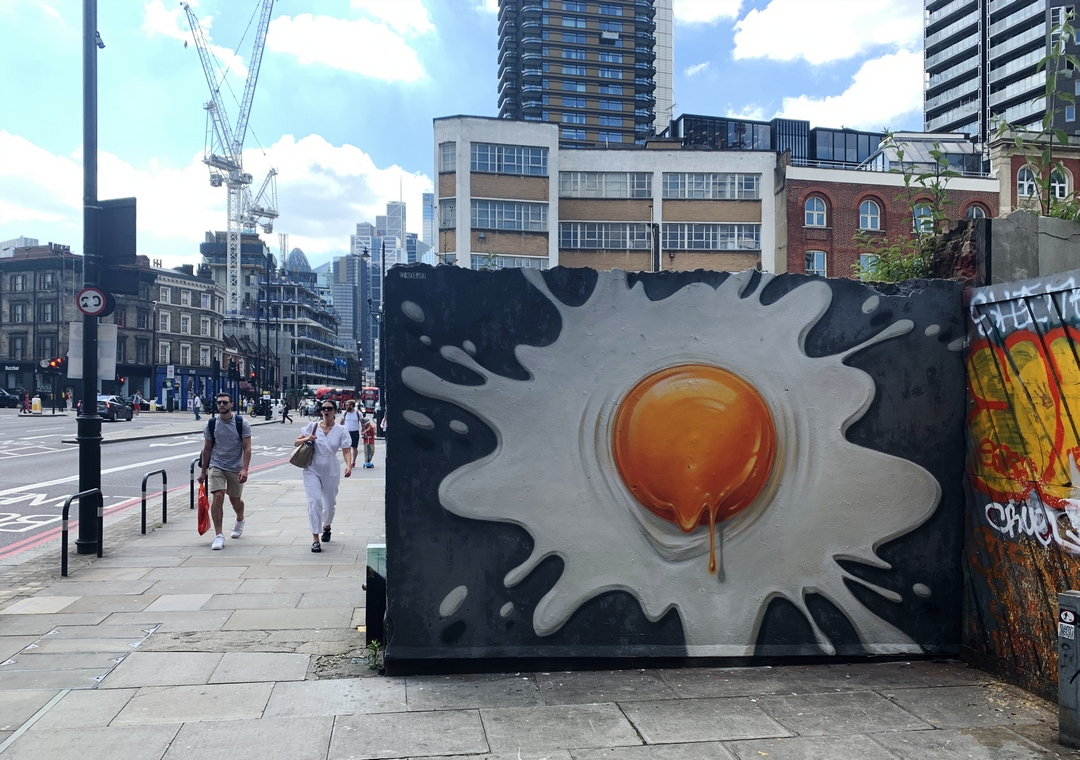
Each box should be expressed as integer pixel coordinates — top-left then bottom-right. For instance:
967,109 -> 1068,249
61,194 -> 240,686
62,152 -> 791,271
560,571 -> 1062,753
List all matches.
197,393 -> 252,550
192,392 -> 201,421
341,399 -> 361,463
361,414 -> 377,468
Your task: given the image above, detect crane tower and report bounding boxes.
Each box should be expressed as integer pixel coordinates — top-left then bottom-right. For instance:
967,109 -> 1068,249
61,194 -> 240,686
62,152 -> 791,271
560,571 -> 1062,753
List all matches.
182,0 -> 278,319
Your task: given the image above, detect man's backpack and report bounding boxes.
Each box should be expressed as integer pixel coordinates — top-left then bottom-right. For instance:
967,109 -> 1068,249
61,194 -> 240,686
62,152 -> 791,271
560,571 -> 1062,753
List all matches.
208,415 -> 244,445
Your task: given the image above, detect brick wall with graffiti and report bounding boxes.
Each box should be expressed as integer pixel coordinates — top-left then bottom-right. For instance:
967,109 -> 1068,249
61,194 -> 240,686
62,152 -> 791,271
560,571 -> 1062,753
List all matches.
383,265 -> 967,668
965,270 -> 1080,698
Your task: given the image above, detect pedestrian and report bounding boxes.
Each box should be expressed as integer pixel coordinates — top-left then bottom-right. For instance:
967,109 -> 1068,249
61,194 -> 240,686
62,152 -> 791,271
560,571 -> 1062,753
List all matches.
58,390 -> 66,412
192,392 -> 201,421
20,391 -> 29,415
294,400 -> 352,552
132,390 -> 142,417
341,399 -> 361,464
281,399 -> 293,424
361,414 -> 377,469
197,393 -> 252,550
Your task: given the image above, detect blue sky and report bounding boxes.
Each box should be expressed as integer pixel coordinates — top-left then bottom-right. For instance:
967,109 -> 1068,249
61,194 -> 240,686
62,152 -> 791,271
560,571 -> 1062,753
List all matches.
0,0 -> 923,269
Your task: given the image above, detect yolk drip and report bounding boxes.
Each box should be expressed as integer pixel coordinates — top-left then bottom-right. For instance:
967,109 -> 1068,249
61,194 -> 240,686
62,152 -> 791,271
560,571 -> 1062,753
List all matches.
612,364 -> 777,573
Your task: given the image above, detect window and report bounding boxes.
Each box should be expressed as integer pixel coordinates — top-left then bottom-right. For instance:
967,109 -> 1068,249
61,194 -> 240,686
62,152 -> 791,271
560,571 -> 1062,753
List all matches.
180,289 -> 190,306
559,222 -> 650,249
913,203 -> 933,233
41,271 -> 55,289
10,336 -> 25,360
598,67 -> 623,79
11,303 -> 26,323
562,15 -> 586,28
470,200 -> 548,231
201,346 -> 211,367
41,303 -> 55,323
159,312 -> 170,332
469,254 -> 549,270
805,251 -> 827,277
561,128 -> 586,140
562,31 -> 586,44
115,308 -> 126,328
859,253 -> 875,271
201,293 -> 210,309
159,286 -> 170,303
563,80 -> 586,92
598,51 -> 623,63
471,142 -> 549,175
598,3 -> 622,15
562,64 -> 586,75
805,197 -> 826,226
859,200 -> 881,230
662,173 -> 762,199
562,96 -> 585,108
39,336 -> 54,358
439,141 -> 456,172
598,84 -> 622,95
1052,169 -> 1069,199
159,343 -> 171,365
116,339 -> 125,364
598,131 -> 623,143
180,344 -> 190,366
562,112 -> 586,124
598,115 -> 623,127
542,62 -> 552,72
137,310 -> 148,329
137,341 -> 148,364
10,275 -> 25,292
563,48 -> 586,60
1017,167 -> 1036,197
1068,106 -> 1077,122
180,314 -> 191,334
663,223 -> 762,251
560,171 -> 652,198
562,0 -> 585,10
599,99 -> 623,111
965,205 -> 987,219
201,317 -> 210,336
439,199 -> 456,228
599,20 -> 622,31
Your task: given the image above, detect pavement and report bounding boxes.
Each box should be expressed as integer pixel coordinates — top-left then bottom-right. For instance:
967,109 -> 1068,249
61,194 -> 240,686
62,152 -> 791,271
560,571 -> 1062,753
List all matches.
0,468 -> 1074,759
57,413 -> 284,445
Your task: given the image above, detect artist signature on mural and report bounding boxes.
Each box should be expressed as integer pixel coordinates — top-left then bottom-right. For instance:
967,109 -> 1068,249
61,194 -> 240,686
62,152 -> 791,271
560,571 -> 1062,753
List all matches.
984,497 -> 1080,554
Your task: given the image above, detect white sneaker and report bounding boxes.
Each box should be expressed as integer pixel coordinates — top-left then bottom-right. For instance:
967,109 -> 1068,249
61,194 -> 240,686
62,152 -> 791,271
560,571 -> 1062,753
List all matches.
231,520 -> 245,539
211,534 -> 225,550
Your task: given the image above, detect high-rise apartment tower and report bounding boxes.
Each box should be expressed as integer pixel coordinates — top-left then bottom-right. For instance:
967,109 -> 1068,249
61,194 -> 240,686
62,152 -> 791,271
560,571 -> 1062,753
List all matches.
924,0 -> 1071,143
497,0 -> 673,147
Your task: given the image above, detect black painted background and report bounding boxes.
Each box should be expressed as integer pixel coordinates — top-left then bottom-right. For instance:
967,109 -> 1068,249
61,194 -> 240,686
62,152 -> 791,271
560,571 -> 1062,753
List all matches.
382,265 -> 967,665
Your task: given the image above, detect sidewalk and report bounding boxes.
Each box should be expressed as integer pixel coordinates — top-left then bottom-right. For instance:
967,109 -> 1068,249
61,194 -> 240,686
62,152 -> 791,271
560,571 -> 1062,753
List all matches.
58,415 -> 281,445
0,472 -> 1071,759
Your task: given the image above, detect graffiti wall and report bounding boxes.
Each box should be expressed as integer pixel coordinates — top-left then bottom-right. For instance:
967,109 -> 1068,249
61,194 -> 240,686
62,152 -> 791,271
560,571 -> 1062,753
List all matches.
965,270 -> 1080,698
383,265 -> 967,667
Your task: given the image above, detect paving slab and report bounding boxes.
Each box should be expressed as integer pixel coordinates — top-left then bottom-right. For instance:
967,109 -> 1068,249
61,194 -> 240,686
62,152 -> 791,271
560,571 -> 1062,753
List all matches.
208,651 -> 309,683
144,566 -> 247,580
656,666 -> 798,698
99,651 -> 223,688
0,689 -> 59,731
0,613 -> 111,635
726,734 -> 900,760
619,697 -> 791,744
296,589 -> 366,608
102,610 -> 234,632
65,567 -> 150,581
0,667 -> 105,690
759,690 -> 933,736
30,636 -> 140,654
162,716 -> 334,760
0,636 -> 36,661
144,579 -> 242,595
0,724 -> 182,760
868,726 -> 1057,759
572,743 -> 736,760
201,593 -> 302,610
142,594 -> 214,612
482,703 -> 641,753
263,676 -> 407,717
780,661 -> 933,694
905,660 -> 996,687
221,607 -> 352,630
46,623 -> 158,638
112,682 -> 273,725
536,670 -> 676,705
406,673 -> 544,711
0,596 -> 80,614
4,651 -> 124,672
882,684 -> 1057,730
58,594 -> 157,614
36,581 -> 155,596
328,709 -> 488,760
239,565 -> 330,579
178,555 -> 273,567
32,688 -> 138,729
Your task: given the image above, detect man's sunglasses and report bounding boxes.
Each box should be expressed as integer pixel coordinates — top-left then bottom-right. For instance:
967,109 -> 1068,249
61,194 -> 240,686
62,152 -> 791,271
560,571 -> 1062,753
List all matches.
216,400 -> 231,405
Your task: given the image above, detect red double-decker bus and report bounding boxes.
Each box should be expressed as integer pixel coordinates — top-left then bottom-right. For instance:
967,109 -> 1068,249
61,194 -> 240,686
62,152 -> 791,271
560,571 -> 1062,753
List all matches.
360,387 -> 379,413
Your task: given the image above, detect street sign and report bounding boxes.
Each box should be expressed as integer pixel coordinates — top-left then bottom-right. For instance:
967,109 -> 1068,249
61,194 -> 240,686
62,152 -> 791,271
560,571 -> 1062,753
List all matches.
166,364 -> 175,379
76,287 -> 108,316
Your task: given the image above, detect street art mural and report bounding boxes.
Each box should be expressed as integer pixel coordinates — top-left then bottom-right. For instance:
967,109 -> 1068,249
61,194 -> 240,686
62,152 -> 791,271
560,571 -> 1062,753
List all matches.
965,271 -> 1080,698
383,265 -> 967,665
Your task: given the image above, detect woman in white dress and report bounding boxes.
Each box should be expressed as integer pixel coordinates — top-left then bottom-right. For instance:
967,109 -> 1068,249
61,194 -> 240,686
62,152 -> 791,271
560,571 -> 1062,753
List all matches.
294,400 -> 353,552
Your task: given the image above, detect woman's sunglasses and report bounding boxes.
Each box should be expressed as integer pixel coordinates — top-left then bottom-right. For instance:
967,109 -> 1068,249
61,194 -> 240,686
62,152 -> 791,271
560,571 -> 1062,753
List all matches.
321,407 -> 335,412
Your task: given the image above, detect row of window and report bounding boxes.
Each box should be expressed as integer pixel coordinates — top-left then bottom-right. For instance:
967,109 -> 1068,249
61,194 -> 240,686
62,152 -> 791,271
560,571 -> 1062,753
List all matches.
557,222 -> 762,251
559,171 -> 651,198
6,272 -> 58,291
804,251 -> 875,278
542,14 -> 625,32
1017,167 -> 1069,199
158,285 -> 216,310
5,335 -> 216,367
157,312 -> 217,337
561,128 -> 625,142
471,200 -> 549,231
662,173 -> 761,200
540,2 -> 627,18
541,62 -> 626,78
803,197 -> 987,230
7,303 -> 58,323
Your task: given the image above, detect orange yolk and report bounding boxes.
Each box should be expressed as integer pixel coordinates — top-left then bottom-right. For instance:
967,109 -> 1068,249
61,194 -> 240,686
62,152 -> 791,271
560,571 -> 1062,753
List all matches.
612,364 -> 777,573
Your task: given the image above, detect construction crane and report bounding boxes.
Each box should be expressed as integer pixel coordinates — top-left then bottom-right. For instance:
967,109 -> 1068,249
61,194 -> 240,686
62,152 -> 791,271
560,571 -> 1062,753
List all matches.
182,0 -> 278,319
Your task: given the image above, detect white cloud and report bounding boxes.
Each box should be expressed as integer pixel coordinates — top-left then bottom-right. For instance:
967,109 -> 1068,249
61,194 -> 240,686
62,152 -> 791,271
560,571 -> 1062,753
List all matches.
726,104 -> 766,121
776,49 -> 923,131
40,3 -> 60,19
143,0 -> 248,80
350,0 -> 434,35
0,131 -> 433,267
683,61 -> 710,77
673,0 -> 742,24
475,0 -> 499,13
733,0 -> 922,65
267,14 -> 426,82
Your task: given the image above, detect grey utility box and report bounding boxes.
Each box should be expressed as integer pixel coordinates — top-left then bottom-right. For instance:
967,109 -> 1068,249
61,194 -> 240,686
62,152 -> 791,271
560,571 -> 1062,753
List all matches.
1059,591 -> 1080,748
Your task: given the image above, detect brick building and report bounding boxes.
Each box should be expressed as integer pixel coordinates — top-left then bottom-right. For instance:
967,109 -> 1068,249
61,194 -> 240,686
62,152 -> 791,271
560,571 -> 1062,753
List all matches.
989,131 -> 1080,216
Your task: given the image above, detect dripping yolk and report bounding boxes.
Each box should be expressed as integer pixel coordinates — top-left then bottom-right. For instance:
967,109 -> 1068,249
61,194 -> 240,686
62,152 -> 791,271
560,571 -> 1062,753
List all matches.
612,364 -> 777,573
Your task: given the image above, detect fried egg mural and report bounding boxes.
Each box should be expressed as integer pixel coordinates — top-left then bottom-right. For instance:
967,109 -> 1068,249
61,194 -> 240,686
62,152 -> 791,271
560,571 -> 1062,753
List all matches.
383,266 -> 966,662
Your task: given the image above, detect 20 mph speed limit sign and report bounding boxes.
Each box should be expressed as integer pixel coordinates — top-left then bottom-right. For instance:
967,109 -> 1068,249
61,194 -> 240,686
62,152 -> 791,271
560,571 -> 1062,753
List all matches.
76,287 -> 108,316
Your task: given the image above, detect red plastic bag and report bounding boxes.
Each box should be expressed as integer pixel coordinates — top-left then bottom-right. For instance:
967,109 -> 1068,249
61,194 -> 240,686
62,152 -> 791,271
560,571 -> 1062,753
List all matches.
197,482 -> 210,535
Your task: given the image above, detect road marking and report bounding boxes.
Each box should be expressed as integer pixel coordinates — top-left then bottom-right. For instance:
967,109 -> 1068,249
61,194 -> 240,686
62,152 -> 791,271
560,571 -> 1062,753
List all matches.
19,434 -> 65,440
0,450 -> 202,498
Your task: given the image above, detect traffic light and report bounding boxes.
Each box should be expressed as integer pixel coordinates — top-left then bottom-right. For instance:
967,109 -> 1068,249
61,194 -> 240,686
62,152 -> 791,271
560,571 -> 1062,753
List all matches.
47,356 -> 65,374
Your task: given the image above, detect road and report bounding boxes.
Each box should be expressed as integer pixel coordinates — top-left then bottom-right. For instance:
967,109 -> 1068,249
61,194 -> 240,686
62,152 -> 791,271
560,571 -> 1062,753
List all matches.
0,409 -> 383,558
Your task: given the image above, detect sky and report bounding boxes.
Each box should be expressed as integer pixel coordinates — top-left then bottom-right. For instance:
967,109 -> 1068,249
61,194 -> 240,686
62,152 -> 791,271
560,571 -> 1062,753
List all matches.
0,0 -> 925,270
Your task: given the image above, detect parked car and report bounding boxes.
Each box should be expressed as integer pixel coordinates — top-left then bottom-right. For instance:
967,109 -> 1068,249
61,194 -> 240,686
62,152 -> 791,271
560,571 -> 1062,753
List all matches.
77,395 -> 134,421
0,389 -> 18,408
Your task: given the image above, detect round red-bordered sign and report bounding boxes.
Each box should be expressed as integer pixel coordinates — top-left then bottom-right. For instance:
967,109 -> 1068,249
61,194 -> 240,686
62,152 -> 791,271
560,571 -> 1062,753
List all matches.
77,287 -> 108,316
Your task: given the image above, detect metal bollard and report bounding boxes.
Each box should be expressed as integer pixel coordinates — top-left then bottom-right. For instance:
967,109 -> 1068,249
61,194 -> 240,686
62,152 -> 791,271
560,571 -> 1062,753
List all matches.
141,469 -> 168,535
189,456 -> 202,510
60,489 -> 102,577
1060,591 -> 1080,748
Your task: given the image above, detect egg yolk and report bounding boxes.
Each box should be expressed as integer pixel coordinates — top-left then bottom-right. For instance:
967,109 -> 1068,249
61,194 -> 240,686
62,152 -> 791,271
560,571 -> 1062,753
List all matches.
612,364 -> 777,573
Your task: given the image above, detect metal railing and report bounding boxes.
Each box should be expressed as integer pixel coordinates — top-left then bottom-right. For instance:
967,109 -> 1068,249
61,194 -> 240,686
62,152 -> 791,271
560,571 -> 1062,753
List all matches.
60,488 -> 102,577
190,456 -> 202,510
141,469 -> 168,535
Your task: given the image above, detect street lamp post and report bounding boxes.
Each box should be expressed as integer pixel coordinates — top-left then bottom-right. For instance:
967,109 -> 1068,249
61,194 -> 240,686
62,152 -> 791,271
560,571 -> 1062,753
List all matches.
360,240 -> 387,432
150,300 -> 158,408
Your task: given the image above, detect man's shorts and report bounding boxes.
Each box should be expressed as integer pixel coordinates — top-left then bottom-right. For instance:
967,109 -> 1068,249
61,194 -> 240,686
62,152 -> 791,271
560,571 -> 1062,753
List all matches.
349,430 -> 360,449
208,467 -> 244,497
